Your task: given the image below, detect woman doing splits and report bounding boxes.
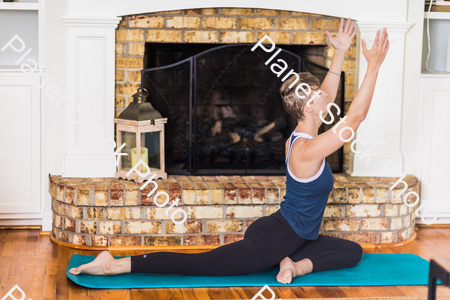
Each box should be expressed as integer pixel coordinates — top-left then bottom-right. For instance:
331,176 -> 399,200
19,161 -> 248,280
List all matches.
69,19 -> 389,284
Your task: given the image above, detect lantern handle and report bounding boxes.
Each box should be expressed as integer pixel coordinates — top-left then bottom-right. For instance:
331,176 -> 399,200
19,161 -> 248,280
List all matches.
138,86 -> 149,98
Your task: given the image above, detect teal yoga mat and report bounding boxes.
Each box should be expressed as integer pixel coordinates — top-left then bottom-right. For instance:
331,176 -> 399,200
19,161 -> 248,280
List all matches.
67,254 -> 436,289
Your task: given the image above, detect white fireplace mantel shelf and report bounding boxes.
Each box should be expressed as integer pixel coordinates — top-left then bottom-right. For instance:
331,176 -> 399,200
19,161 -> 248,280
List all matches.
66,0 -> 409,23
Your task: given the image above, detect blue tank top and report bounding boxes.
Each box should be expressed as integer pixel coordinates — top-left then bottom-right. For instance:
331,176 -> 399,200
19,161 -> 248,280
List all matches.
280,131 -> 334,240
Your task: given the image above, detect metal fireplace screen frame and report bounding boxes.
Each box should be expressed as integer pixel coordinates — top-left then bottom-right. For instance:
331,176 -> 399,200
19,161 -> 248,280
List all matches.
141,43 -> 344,175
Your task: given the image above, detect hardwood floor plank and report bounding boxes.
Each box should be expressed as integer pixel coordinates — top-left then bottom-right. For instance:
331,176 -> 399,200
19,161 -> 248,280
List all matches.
314,286 -> 348,298
240,287 -> 263,300
43,274 -> 57,300
36,234 -> 56,258
0,230 -> 7,242
291,286 -> 323,298
207,287 -> 240,300
275,286 -> 305,299
1,232 -> 15,257
179,287 -> 198,300
30,267 -> 45,300
182,288 -> 213,300
335,286 -> 366,298
396,285 -> 428,297
45,255 -> 58,276
56,246 -> 72,300
229,287 -> 251,300
14,243 -> 28,256
130,288 -> 151,300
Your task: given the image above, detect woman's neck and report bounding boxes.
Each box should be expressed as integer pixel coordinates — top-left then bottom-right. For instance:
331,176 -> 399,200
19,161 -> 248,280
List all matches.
294,118 -> 321,138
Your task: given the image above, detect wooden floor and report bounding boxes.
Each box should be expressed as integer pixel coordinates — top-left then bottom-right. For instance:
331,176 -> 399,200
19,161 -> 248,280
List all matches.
1,228 -> 450,300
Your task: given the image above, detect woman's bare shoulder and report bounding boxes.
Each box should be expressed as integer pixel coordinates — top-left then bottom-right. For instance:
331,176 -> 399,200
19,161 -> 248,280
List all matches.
289,138 -> 323,178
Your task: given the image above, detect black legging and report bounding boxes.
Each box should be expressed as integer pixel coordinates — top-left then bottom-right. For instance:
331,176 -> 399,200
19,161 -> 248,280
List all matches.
130,210 -> 363,276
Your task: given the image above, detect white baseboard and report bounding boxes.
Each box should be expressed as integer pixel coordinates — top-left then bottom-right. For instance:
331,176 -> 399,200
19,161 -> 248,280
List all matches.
415,214 -> 450,225
0,213 -> 42,219
0,211 -> 43,226
0,218 -> 42,226
42,209 -> 52,231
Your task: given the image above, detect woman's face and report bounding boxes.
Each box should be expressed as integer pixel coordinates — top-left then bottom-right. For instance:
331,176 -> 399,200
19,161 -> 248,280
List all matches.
309,87 -> 329,116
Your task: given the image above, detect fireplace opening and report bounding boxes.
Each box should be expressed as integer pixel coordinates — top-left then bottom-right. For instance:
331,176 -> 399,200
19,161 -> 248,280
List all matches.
141,43 -> 344,175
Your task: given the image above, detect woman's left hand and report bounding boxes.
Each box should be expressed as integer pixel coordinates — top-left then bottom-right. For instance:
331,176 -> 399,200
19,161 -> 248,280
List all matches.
326,18 -> 358,54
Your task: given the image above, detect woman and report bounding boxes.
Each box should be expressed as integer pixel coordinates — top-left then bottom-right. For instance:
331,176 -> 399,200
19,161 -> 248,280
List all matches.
69,19 -> 389,285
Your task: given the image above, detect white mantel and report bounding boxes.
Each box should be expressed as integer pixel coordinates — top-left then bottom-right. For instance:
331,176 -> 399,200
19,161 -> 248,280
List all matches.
66,0 -> 408,22
61,16 -> 120,177
347,21 -> 412,177
60,0 -> 416,178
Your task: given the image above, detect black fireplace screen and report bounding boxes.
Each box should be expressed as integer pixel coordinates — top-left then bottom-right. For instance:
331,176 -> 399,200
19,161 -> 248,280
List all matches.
141,43 -> 344,175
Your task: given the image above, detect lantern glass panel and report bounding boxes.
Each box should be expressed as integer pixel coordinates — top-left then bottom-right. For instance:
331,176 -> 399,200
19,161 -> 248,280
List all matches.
142,131 -> 160,170
121,131 -> 136,170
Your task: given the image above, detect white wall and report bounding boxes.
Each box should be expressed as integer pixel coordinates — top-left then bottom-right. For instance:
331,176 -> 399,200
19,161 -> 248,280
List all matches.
41,0 -> 67,230
402,0 -> 425,176
45,0 -> 67,174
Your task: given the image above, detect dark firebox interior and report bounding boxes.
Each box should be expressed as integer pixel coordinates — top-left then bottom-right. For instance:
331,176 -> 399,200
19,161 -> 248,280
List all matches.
142,43 -> 344,175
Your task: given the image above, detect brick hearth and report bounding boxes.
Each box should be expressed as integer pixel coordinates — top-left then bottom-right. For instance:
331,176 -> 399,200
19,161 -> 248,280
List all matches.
49,174 -> 419,247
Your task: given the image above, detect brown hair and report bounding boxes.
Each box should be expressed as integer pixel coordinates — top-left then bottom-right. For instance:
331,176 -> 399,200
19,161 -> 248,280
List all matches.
279,72 -> 320,121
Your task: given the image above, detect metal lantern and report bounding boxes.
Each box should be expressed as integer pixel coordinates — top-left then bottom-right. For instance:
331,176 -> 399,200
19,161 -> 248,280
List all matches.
114,86 -> 167,182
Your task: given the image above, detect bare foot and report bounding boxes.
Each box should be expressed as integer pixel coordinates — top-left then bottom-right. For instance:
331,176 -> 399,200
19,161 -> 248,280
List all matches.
276,257 -> 298,284
276,257 -> 313,284
69,251 -> 116,276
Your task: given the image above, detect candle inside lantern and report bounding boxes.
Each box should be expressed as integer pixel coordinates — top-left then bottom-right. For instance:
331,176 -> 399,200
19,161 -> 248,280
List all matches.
131,147 -> 149,172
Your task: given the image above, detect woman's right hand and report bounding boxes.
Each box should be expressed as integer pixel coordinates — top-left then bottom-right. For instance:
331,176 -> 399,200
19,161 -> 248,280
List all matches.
361,27 -> 389,70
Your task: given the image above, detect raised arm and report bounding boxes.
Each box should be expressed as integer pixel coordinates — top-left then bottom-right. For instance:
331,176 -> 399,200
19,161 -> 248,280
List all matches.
320,18 -> 358,104
302,28 -> 389,161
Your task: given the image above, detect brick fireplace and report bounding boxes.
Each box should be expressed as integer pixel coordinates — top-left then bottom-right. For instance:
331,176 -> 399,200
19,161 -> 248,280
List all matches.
53,4 -> 416,248
114,8 -> 356,171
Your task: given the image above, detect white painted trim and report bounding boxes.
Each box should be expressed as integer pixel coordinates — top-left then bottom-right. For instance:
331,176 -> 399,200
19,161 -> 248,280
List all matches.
416,215 -> 450,225
66,0 -> 409,22
41,208 -> 52,231
417,77 -> 450,224
424,12 -> 450,20
61,16 -> 120,177
0,213 -> 43,219
0,68 -> 44,73
62,16 -> 122,27
0,75 -> 41,214
347,21 -> 413,176
38,0 -> 45,69
347,152 -> 404,177
357,21 -> 413,32
39,60 -> 51,230
0,69 -> 45,74
421,71 -> 450,78
0,218 -> 43,226
0,3 -> 39,10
